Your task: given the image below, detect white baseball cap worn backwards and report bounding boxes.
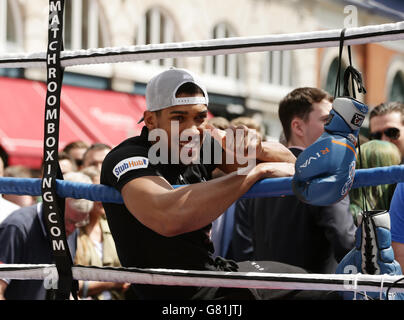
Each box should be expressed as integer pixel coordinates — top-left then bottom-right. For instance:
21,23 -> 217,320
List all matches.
138,67 -> 209,123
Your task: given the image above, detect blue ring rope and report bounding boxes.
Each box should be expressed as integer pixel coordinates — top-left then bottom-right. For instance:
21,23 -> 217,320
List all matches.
0,166 -> 403,204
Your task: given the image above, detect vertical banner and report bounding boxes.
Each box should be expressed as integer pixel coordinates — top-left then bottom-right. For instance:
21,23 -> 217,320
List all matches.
41,0 -> 77,300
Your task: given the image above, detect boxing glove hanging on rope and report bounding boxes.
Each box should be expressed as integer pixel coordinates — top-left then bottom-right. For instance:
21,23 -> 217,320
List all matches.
291,95 -> 368,206
292,31 -> 368,206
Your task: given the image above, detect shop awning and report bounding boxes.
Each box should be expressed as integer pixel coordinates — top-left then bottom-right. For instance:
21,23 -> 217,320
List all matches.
0,77 -> 147,169
60,85 -> 146,148
0,77 -> 95,169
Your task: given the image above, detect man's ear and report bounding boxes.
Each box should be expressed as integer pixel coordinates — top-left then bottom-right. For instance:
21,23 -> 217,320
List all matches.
144,111 -> 158,130
290,118 -> 304,138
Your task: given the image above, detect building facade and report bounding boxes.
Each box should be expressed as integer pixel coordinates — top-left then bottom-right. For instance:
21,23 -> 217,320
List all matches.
1,0 -> 403,141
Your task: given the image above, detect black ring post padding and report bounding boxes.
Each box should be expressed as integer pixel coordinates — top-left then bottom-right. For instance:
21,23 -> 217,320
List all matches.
42,0 -> 77,300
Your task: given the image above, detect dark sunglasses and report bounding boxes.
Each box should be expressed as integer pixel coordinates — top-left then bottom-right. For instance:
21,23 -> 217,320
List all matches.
370,127 -> 400,140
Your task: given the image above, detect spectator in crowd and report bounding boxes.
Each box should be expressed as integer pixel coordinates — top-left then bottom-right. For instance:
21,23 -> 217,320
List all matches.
0,171 -> 93,300
81,143 -> 111,171
349,140 -> 401,226
231,87 -> 356,274
0,147 -> 20,224
2,165 -> 36,207
369,102 -> 404,162
279,131 -> 287,146
63,141 -> 90,168
58,152 -> 78,175
211,116 -> 263,259
390,181 -> 404,270
75,166 -> 129,300
0,172 -> 93,300
0,145 -> 8,177
207,116 -> 230,131
358,133 -> 369,144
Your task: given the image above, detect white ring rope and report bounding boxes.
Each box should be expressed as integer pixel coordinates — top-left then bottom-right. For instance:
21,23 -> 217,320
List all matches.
1,264 -> 403,294
0,21 -> 403,69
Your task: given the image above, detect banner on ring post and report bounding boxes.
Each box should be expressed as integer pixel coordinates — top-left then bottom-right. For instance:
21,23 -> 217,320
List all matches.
41,0 -> 77,300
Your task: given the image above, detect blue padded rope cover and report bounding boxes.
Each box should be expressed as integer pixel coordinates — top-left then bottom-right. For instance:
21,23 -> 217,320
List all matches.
0,166 -> 404,203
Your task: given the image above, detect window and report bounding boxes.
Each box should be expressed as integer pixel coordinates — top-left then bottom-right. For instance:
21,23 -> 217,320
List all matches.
0,0 -> 23,77
63,72 -> 110,90
64,0 -> 109,50
262,51 -> 293,87
389,71 -> 404,102
325,57 -> 346,96
6,0 -> 15,44
0,0 -> 22,52
204,23 -> 243,80
135,7 -> 178,67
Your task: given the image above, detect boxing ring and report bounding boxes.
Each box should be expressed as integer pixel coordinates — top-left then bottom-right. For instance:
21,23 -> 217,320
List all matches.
1,170 -> 404,298
1,1 -> 404,299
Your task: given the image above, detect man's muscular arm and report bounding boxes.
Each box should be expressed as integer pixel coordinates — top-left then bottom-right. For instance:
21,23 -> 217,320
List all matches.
122,162 -> 294,237
258,140 -> 296,164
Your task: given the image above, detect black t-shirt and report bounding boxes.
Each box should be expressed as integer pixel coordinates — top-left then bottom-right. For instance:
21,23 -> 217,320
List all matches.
101,126 -> 223,299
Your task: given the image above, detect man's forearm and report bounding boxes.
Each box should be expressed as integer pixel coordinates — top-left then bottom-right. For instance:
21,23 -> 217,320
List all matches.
258,141 -> 296,163
219,141 -> 295,174
148,162 -> 292,237
157,169 -> 261,236
123,164 -> 267,237
123,160 -> 294,237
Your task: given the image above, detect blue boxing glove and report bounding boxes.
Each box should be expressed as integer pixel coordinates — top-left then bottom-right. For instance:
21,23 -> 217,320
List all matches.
336,210 -> 404,300
292,97 -> 368,206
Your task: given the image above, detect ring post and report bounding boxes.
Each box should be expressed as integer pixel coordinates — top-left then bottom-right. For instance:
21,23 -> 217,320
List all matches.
41,0 -> 78,300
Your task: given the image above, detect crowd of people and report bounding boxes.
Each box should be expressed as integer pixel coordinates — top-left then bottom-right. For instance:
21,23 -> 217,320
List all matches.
0,141 -> 131,299
0,67 -> 404,300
